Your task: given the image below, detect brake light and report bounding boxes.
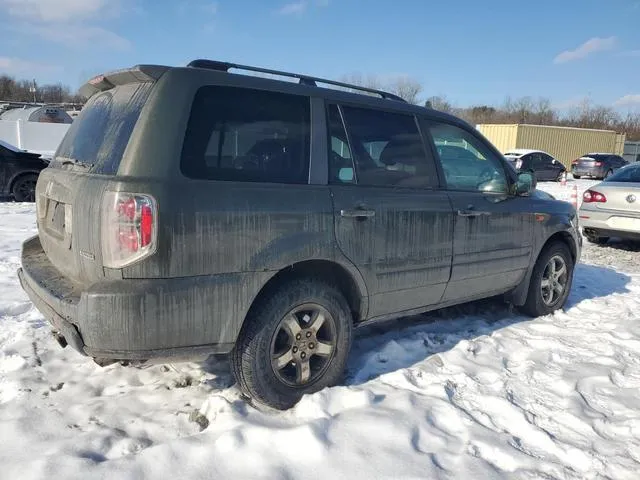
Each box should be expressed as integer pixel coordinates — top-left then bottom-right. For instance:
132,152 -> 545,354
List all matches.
571,159 -> 579,165
594,162 -> 602,167
583,190 -> 606,203
101,192 -> 157,268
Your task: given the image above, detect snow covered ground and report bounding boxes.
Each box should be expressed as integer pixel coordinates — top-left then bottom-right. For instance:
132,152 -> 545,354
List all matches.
1,180 -> 639,480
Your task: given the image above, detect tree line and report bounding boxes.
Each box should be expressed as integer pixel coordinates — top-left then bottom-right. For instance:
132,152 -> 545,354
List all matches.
0,75 -> 84,104
342,73 -> 640,141
2,71 -> 639,141
426,95 -> 640,142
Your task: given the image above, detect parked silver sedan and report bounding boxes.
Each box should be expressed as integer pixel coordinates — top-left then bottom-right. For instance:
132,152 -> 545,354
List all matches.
579,163 -> 640,243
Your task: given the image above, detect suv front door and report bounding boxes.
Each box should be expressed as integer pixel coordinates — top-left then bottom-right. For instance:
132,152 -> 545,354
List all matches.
328,104 -> 454,319
426,121 -> 534,303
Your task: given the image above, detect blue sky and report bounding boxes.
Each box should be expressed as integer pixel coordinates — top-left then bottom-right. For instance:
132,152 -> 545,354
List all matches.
1,0 -> 639,111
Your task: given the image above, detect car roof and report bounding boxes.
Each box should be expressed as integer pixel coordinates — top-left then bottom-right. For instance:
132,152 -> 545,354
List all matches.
83,61 -> 474,131
583,152 -> 615,156
504,149 -> 545,156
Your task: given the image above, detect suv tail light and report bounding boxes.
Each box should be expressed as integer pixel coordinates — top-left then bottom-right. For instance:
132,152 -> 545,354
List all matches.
571,159 -> 579,165
594,161 -> 602,167
583,190 -> 606,203
101,192 -> 157,268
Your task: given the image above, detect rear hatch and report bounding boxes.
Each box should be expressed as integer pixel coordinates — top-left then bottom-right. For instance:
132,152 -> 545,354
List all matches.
35,67 -> 163,283
576,156 -> 599,170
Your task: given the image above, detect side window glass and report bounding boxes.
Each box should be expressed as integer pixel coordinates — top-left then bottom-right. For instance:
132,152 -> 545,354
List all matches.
429,122 -> 508,193
181,86 -> 310,184
327,105 -> 355,184
340,106 -> 436,188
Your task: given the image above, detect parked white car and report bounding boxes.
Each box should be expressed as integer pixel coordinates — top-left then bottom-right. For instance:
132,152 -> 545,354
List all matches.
579,163 -> 640,243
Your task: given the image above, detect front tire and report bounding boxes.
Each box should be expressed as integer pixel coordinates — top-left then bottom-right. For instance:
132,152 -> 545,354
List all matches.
520,242 -> 574,317
231,279 -> 353,410
12,174 -> 38,202
585,234 -> 609,245
572,174 -> 581,179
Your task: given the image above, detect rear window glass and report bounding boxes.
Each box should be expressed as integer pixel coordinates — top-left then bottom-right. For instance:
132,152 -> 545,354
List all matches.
181,86 -> 310,184
54,82 -> 153,174
605,165 -> 640,182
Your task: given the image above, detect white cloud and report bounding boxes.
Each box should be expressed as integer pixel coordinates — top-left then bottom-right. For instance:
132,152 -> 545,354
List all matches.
17,24 -> 130,50
0,0 -> 132,51
614,94 -> 640,107
0,56 -> 58,74
0,0 -> 115,23
553,37 -> 616,64
278,1 -> 307,15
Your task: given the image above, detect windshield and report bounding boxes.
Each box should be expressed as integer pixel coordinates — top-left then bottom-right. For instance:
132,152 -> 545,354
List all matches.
605,165 -> 640,183
53,82 -> 154,174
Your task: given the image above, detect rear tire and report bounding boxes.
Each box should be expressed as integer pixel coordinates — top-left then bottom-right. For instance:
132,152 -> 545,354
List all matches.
12,174 -> 38,202
520,242 -> 574,317
572,174 -> 581,179
231,278 -> 353,410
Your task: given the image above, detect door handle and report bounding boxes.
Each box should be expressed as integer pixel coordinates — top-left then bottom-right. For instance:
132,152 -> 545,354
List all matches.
340,208 -> 376,219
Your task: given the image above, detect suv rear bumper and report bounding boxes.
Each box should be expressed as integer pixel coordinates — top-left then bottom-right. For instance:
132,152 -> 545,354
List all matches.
571,166 -> 605,178
18,235 -> 249,361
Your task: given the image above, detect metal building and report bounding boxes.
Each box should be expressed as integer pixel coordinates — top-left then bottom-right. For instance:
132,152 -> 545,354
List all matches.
477,124 -> 626,168
623,141 -> 640,163
0,105 -> 73,124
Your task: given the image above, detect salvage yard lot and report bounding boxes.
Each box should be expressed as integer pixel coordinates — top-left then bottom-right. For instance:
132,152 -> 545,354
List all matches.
1,180 -> 639,480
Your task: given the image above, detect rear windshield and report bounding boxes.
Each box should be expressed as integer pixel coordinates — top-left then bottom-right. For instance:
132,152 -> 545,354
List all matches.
53,82 -> 153,174
605,164 -> 640,182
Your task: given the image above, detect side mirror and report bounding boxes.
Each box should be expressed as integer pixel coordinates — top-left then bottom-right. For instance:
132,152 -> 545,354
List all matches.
515,171 -> 535,195
338,167 -> 354,182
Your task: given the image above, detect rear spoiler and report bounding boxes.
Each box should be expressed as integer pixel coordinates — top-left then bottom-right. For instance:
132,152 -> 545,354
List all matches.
79,65 -> 168,98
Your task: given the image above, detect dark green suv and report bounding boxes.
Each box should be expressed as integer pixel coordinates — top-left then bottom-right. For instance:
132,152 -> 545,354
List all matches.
18,60 -> 581,409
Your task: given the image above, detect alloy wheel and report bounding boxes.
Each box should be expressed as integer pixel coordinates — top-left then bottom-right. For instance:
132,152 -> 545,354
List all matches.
540,255 -> 568,306
270,303 -> 337,386
16,179 -> 37,202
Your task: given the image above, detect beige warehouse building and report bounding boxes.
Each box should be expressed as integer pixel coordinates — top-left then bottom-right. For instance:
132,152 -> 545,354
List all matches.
477,124 -> 626,168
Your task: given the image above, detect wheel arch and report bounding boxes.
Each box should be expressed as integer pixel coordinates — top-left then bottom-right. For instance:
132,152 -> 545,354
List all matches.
242,259 -> 368,332
506,230 -> 578,306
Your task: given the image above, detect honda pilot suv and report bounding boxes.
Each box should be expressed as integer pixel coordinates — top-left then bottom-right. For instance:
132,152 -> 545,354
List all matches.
18,60 -> 581,409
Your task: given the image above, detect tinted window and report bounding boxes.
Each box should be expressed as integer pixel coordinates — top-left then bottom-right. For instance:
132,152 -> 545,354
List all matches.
338,106 -> 436,188
429,122 -> 508,193
605,164 -> 640,182
181,86 -> 310,184
54,82 -> 153,174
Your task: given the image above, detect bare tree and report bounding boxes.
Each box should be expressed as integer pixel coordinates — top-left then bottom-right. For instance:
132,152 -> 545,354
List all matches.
339,73 -> 423,104
387,76 -> 422,104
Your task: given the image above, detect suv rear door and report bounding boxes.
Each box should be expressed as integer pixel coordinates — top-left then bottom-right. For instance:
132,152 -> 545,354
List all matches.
424,120 -> 534,303
328,104 -> 454,319
35,79 -> 157,283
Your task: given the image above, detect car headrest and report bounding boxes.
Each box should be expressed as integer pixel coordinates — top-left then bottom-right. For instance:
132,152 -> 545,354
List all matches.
379,135 -> 423,166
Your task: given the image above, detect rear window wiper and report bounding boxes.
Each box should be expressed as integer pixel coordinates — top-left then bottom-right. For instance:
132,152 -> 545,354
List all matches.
56,156 -> 94,169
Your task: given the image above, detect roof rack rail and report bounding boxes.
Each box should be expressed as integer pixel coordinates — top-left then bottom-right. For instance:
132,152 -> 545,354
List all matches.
186,59 -> 407,103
